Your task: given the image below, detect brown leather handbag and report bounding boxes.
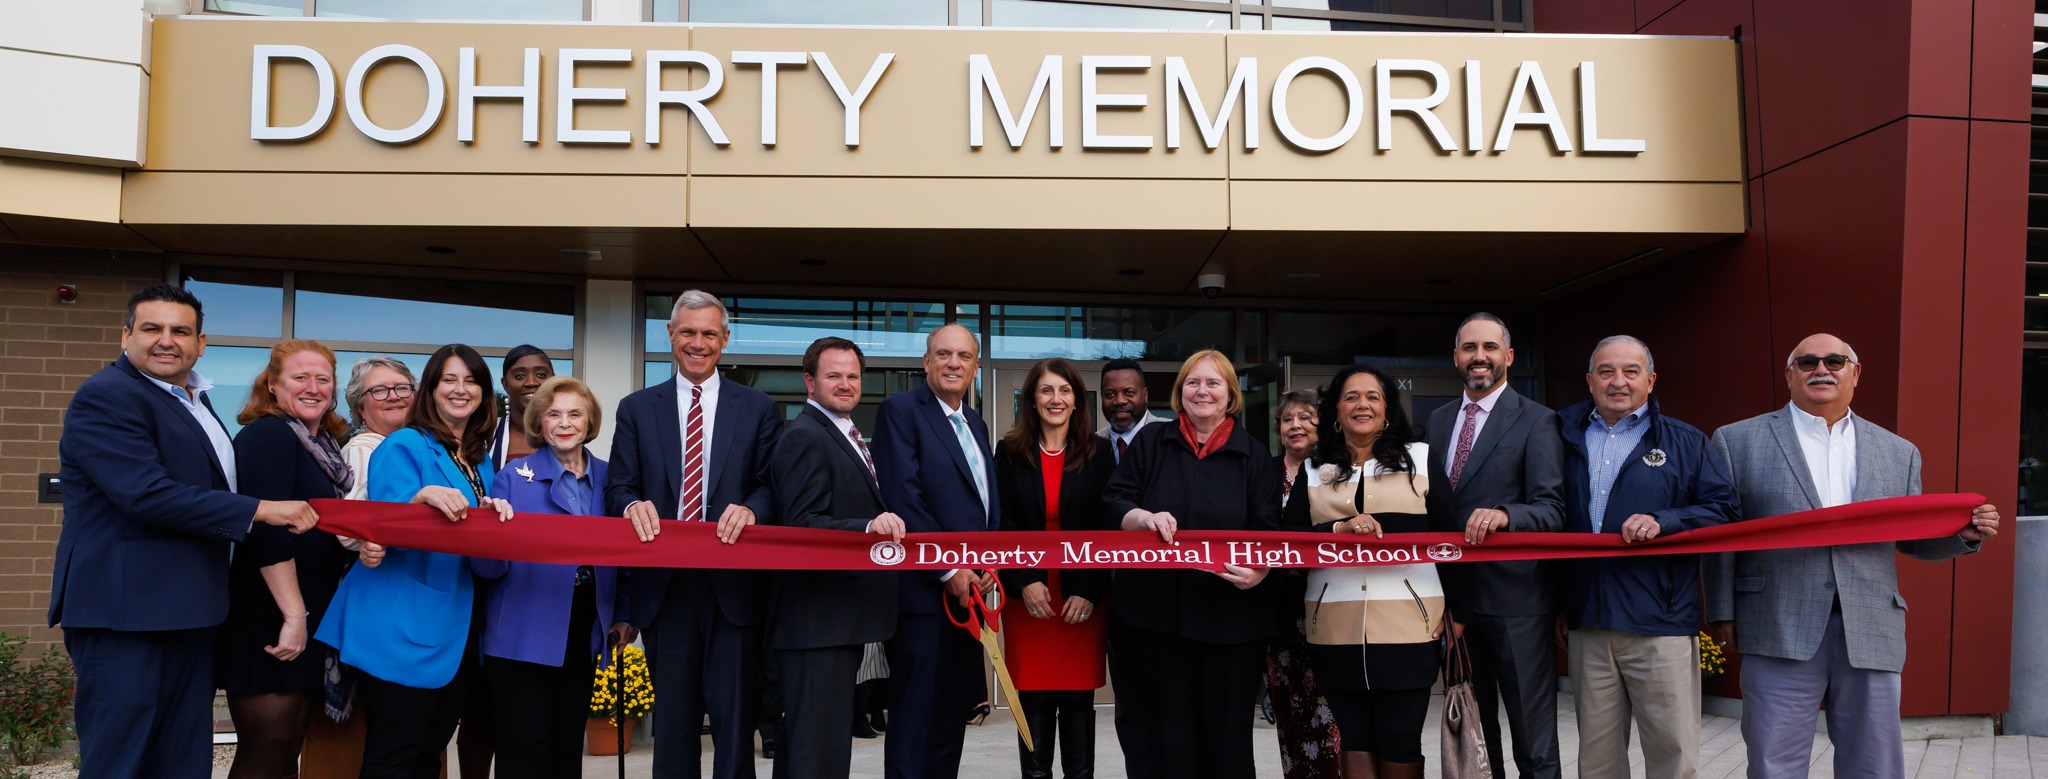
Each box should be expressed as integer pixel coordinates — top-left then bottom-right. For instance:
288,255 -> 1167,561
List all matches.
1440,631 -> 1494,779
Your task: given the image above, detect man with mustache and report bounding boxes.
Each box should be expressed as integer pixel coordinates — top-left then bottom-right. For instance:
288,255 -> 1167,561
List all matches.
1424,312 -> 1566,779
1556,335 -> 1737,779
1704,333 -> 2000,778
1096,358 -> 1165,464
50,284 -> 321,778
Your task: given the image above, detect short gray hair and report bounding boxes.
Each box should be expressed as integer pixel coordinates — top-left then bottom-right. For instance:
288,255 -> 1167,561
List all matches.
669,289 -> 732,332
1785,340 -> 1859,368
1588,335 -> 1655,374
926,322 -> 979,355
345,355 -> 416,421
1453,312 -> 1512,350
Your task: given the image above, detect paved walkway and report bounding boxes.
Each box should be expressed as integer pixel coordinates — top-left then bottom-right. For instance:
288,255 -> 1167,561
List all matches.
545,693 -> 2048,778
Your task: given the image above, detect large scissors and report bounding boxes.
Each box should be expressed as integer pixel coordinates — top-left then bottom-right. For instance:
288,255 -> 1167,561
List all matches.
944,570 -> 1034,750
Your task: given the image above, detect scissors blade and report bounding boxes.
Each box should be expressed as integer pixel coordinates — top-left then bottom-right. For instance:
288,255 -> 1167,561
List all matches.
978,632 -> 1034,751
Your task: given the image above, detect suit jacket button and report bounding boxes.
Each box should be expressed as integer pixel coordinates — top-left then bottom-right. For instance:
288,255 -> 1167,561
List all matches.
1823,581 -> 1835,590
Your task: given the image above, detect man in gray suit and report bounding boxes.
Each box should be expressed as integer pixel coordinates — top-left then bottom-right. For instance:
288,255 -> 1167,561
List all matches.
1426,312 -> 1567,779
1704,332 -> 2000,778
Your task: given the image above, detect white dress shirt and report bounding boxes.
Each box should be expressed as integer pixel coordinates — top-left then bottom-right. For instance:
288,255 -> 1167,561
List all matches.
141,365 -> 238,492
1097,411 -> 1166,462
1443,381 -> 1509,473
805,399 -> 886,534
1788,402 -> 1857,508
675,372 -> 721,518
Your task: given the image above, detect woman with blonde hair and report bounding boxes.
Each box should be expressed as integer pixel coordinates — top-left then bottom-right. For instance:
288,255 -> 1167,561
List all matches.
1103,349 -> 1282,778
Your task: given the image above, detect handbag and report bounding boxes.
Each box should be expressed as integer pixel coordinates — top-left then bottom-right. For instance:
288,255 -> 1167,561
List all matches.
1440,630 -> 1494,779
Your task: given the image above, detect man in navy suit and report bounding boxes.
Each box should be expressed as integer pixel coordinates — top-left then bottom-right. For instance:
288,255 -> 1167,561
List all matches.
49,284 -> 319,779
872,323 -> 1000,779
608,289 -> 778,779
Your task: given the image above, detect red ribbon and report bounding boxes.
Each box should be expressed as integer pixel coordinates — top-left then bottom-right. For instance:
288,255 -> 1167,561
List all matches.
308,493 -> 1980,572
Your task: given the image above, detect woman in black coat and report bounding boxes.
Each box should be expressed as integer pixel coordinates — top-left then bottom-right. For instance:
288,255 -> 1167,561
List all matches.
221,340 -> 356,779
996,358 -> 1117,779
1103,349 -> 1282,779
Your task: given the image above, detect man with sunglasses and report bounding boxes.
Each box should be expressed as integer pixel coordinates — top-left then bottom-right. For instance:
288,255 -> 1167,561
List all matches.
1703,333 -> 2000,778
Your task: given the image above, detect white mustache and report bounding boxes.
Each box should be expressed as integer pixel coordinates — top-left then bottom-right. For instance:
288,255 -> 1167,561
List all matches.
1806,376 -> 1838,386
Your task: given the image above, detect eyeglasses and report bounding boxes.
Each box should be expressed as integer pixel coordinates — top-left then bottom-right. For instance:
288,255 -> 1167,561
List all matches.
365,383 -> 416,401
1791,354 -> 1854,373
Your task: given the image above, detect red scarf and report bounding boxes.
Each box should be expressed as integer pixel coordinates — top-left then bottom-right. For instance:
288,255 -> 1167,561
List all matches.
1178,415 -> 1236,459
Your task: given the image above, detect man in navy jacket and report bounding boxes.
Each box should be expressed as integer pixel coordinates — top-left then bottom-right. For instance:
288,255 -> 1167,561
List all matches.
872,323 -> 1000,779
1557,335 -> 1737,779
49,284 -> 319,779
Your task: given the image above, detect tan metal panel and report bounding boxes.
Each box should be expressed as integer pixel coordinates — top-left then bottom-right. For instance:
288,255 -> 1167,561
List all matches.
122,171 -> 687,227
1229,180 -> 1746,233
0,157 -> 125,222
690,176 -> 1228,230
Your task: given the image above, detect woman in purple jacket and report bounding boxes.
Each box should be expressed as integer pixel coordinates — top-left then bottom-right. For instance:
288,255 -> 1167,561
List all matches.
473,376 -> 633,778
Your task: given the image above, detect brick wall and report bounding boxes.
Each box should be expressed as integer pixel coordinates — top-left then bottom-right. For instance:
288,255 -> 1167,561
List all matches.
0,246 -> 165,652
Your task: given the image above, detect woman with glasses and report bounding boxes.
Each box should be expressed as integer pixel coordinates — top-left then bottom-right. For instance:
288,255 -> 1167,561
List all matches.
341,356 -> 417,500
1265,388 -> 1342,779
316,344 -> 514,778
220,340 -> 355,779
1281,365 -> 1439,779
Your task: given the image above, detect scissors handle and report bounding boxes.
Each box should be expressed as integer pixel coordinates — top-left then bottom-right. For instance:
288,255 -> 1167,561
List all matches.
941,590 -> 982,639
980,573 -> 1006,632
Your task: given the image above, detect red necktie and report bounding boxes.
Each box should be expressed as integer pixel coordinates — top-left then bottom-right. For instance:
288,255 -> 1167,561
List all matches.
849,424 -> 877,483
1448,401 -> 1480,489
1116,437 -> 1129,462
682,383 -> 706,521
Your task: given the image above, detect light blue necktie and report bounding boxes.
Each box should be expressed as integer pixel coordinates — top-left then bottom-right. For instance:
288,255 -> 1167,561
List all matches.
949,411 -> 991,520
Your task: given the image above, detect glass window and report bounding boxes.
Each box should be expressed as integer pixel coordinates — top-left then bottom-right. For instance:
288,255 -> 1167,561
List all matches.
689,0 -> 947,25
654,0 -> 680,21
182,267 -> 284,339
2022,349 -> 2048,515
315,0 -> 583,20
645,295 -> 951,360
958,0 -> 983,25
204,0 -> 303,15
987,305 -> 1234,361
1273,311 -> 1465,368
1266,14 -> 1465,30
991,0 -> 1228,30
295,273 -> 574,350
1272,0 -> 1489,17
192,345 -> 286,438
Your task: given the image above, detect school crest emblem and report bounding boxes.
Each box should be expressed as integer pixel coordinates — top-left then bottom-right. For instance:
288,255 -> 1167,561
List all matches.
1642,449 -> 1668,467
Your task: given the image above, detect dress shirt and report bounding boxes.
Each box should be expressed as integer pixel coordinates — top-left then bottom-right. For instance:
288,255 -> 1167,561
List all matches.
1444,381 -> 1509,474
139,364 -> 237,492
674,372 -> 721,518
937,395 -> 987,583
1583,402 -> 1652,533
1788,402 -> 1857,508
804,399 -> 887,534
554,453 -> 596,516
1097,411 -> 1165,462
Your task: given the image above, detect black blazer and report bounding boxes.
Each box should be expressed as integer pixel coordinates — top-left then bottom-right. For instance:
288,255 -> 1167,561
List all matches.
606,375 -> 779,629
764,403 -> 898,650
1102,419 -> 1281,645
1423,385 -> 1566,617
994,440 -> 1115,605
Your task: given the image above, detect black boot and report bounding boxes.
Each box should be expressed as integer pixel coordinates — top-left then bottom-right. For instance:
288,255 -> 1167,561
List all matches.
1017,707 -> 1058,779
859,679 -> 888,734
852,682 -> 879,739
1056,696 -> 1095,779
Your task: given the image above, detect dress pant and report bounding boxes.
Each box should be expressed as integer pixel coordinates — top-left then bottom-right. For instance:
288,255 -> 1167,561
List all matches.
883,613 -> 986,779
1107,619 -> 1264,779
357,659 -> 477,779
1739,610 -> 1904,779
646,577 -> 761,779
772,645 -> 862,779
1568,629 -> 1700,779
1464,613 -> 1562,779
489,573 -> 599,779
67,626 -> 216,779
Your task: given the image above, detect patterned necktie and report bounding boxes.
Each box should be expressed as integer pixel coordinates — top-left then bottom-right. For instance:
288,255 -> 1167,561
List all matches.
848,424 -> 877,483
681,383 -> 706,521
1116,437 -> 1129,462
949,412 -> 990,518
1448,401 -> 1480,490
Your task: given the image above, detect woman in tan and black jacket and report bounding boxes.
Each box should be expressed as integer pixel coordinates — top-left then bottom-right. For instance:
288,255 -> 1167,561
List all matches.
1281,364 -> 1443,779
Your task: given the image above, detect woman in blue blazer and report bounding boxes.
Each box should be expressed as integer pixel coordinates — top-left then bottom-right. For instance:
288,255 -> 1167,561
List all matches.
315,344 -> 512,779
473,376 -> 633,778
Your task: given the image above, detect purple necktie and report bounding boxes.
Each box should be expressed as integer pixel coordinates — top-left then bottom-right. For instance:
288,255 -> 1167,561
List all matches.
1449,402 -> 1480,489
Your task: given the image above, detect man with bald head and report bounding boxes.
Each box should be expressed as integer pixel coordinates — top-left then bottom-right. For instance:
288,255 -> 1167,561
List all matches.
872,323 -> 1000,779
1704,333 -> 2000,778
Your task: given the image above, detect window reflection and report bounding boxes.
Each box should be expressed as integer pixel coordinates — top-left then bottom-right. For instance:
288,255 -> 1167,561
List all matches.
690,0 -> 946,25
182,267 -> 284,339
316,0 -> 583,20
296,273 -> 574,350
644,295 -> 951,359
991,0 -> 1228,30
192,345 -> 284,438
987,305 -> 1233,361
1265,15 -> 1465,30
204,0 -> 303,15
1271,0 -> 1490,17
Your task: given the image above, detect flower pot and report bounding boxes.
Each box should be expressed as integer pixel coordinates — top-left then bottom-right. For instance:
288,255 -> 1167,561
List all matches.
586,716 -> 637,756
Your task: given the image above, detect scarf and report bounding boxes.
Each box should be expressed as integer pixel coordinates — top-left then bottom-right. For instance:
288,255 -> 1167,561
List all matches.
1178,414 -> 1236,460
284,416 -> 355,496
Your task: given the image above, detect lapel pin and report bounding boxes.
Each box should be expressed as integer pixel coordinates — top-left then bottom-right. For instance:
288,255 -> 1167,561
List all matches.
515,464 -> 535,482
1642,449 -> 1668,467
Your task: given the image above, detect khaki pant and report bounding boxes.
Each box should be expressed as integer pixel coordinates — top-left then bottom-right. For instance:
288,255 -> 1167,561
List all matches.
1568,629 -> 1700,779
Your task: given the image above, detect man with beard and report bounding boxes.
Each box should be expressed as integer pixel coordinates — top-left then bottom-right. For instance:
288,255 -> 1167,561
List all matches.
1096,358 -> 1165,464
1704,333 -> 1999,777
765,336 -> 907,778
1424,312 -> 1565,779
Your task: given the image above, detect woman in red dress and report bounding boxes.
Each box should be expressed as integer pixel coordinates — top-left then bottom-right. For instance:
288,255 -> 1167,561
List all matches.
996,357 -> 1116,779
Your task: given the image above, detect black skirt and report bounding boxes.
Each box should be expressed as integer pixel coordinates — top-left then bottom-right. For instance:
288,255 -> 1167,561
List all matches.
1305,639 -> 1441,692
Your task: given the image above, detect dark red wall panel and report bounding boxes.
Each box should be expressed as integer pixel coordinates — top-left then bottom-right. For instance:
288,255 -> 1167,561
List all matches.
1907,0 -> 1976,120
1753,0 -> 1913,172
1971,0 -> 2032,121
1534,0 -> 1636,34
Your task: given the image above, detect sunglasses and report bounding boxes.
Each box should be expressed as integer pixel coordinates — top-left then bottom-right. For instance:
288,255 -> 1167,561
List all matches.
1791,354 -> 1854,373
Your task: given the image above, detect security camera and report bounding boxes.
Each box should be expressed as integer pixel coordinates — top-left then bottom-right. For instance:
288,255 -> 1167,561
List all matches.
1196,273 -> 1226,300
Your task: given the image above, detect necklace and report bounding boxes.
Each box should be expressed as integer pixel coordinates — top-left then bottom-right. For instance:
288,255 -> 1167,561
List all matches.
1039,444 -> 1065,456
